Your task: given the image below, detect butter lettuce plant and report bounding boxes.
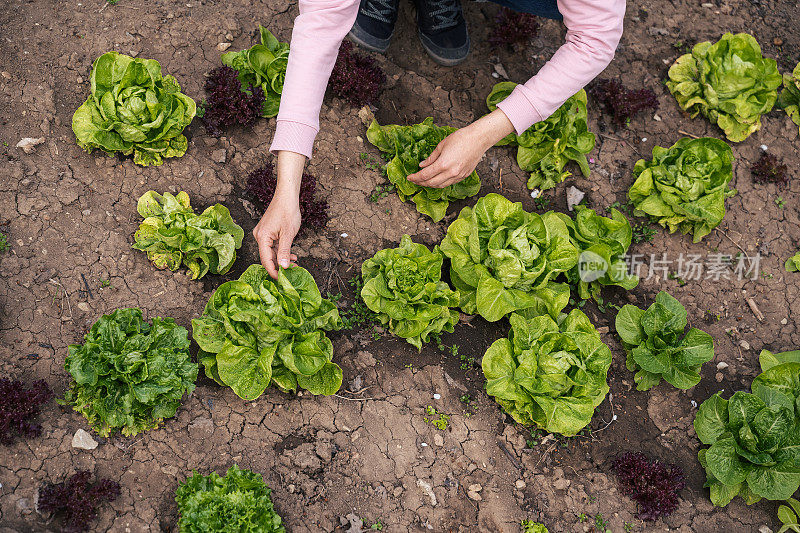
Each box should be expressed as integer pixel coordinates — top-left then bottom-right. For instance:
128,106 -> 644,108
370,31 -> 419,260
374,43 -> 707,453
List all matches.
192,265 -> 342,400
487,82 -> 595,191
439,193 -> 578,322
628,137 -> 736,242
787,252 -> 800,273
72,52 -> 196,166
482,309 -> 612,436
61,308 -> 197,437
176,465 -> 285,533
555,206 -> 638,299
780,62 -> 800,136
132,191 -> 244,280
361,235 -> 459,350
221,25 -> 289,118
616,291 -> 714,391
666,33 -> 781,142
366,117 -> 481,221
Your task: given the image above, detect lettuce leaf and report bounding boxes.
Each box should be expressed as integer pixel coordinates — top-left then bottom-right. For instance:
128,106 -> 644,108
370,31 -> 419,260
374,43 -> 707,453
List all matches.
72,52 -> 196,166
785,251 -> 800,273
779,62 -> 800,136
366,117 -> 481,221
616,291 -> 714,391
628,137 -> 736,243
176,465 -> 285,532
61,308 -> 197,437
361,235 -> 459,350
439,193 -> 577,322
482,310 -> 612,436
132,191 -> 244,280
666,33 -> 781,142
191,265 -> 342,400
487,82 -> 595,191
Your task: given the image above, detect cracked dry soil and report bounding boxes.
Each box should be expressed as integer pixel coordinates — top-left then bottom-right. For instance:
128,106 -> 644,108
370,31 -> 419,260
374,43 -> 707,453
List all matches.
1,0 -> 799,531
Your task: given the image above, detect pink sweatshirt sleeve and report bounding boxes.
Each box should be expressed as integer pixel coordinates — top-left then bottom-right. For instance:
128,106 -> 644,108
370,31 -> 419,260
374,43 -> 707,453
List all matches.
496,0 -> 626,135
269,0 -> 360,159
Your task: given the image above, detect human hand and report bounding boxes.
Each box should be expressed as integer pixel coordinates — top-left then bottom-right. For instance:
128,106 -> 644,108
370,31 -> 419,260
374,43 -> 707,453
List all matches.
253,150 -> 306,279
407,108 -> 516,189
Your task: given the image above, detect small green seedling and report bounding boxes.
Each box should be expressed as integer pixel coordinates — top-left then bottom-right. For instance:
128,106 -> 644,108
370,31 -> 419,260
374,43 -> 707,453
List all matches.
424,405 -> 450,430
778,498 -> 800,533
0,232 -> 9,252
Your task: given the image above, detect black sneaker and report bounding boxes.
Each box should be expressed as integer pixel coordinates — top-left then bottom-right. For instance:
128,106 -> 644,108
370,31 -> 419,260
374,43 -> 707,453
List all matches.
348,0 -> 400,53
414,0 -> 470,66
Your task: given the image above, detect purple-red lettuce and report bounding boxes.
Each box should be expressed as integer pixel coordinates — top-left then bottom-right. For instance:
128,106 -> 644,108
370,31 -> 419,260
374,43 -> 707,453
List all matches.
612,451 -> 686,521
488,8 -> 539,47
751,152 -> 788,186
589,79 -> 658,128
202,66 -> 265,136
329,41 -> 385,107
246,163 -> 329,230
38,471 -> 121,533
0,378 -> 52,445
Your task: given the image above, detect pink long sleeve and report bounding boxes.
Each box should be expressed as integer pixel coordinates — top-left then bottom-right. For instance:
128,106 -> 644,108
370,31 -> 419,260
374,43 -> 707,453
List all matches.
269,0 -> 360,159
496,0 -> 626,135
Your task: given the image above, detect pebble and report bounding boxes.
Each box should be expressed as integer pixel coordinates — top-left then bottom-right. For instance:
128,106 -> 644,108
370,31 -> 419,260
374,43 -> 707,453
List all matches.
715,372 -> 724,382
160,465 -> 179,476
782,318 -> 788,325
433,393 -> 441,400
433,434 -> 444,446
1,71 -> 10,79
553,478 -> 570,490
16,137 -> 45,154
211,149 -> 226,163
77,302 -> 90,312
739,340 -> 750,350
515,480 -> 526,489
217,42 -> 231,51
716,362 -> 729,370
774,37 -> 783,46
72,428 -> 98,450
653,113 -> 662,121
468,483 -> 482,492
416,479 -> 437,506
467,490 -> 482,501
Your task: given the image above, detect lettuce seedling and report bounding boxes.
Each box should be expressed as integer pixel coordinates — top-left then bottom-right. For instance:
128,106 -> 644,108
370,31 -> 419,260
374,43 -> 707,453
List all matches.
329,40 -> 385,107
616,291 -> 714,391
366,117 -> 481,221
666,33 -> 781,142
192,265 -> 343,400
588,78 -> 658,128
361,235 -> 459,350
247,163 -> 329,230
176,465 -> 285,533
555,206 -> 639,299
72,52 -> 196,167
778,498 -> 800,533
132,191 -> 244,279
61,308 -> 197,437
628,137 -> 736,243
779,61 -> 800,135
611,451 -> 686,521
751,152 -> 788,186
488,8 -> 539,47
202,66 -> 265,136
483,309 -> 612,436
0,378 -> 52,444
221,25 -> 289,118
439,193 -> 577,322
487,82 -> 595,191
786,252 -> 800,273
39,471 -> 120,533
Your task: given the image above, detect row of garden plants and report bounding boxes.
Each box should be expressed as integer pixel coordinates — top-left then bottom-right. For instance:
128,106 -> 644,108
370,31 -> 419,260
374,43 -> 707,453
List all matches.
6,22 -> 792,532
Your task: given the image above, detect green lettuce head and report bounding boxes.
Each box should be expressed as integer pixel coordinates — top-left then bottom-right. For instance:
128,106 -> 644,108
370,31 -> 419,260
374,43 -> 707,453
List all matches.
366,117 -> 481,222
616,291 -> 714,391
487,82 -> 595,191
132,191 -> 244,280
192,265 -> 342,400
786,251 -> 800,273
61,308 -> 198,437
482,310 -> 612,436
555,206 -> 639,299
779,61 -> 800,136
361,235 -> 459,350
666,33 -> 781,142
221,25 -> 290,118
439,193 -> 578,322
72,52 -> 196,166
176,465 -> 285,532
628,137 -> 736,242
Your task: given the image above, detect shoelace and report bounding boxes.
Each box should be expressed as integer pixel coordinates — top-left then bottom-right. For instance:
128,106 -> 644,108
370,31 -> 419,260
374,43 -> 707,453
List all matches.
361,0 -> 396,23
425,0 -> 461,31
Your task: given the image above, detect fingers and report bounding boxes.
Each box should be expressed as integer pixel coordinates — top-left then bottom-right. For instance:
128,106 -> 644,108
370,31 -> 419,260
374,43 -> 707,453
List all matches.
419,142 -> 443,168
276,229 -> 297,270
257,231 -> 280,279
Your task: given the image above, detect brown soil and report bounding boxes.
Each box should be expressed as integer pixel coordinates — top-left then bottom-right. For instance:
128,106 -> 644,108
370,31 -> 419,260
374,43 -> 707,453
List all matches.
1,0 -> 799,532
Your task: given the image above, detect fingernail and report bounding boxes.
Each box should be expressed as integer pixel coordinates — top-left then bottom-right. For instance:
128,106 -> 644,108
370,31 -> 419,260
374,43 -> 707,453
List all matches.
279,259 -> 289,268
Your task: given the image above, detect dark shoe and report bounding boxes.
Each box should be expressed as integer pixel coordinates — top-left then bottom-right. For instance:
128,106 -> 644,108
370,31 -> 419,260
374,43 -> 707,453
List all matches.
414,0 -> 470,66
348,0 -> 400,53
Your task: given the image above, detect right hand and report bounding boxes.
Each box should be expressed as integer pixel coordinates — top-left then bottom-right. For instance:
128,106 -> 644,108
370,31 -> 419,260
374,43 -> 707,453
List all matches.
254,195 -> 301,279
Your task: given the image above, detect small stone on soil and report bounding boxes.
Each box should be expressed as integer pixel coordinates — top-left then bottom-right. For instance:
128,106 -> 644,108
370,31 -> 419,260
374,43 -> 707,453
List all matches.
515,480 -> 526,489
468,483 -> 482,492
716,361 -> 729,370
433,434 -> 444,446
71,428 -> 98,450
467,490 -> 482,501
715,372 -> 724,382
212,149 -> 226,163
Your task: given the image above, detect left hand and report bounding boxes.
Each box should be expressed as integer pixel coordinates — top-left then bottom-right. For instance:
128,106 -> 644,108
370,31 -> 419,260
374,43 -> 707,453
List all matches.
407,108 -> 516,189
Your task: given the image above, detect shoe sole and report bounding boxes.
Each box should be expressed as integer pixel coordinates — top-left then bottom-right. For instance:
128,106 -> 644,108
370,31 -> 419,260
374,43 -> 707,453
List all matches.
417,28 -> 470,66
348,24 -> 393,54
